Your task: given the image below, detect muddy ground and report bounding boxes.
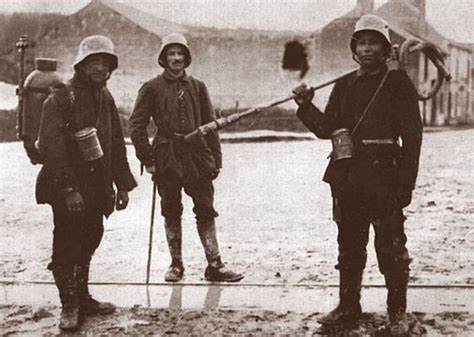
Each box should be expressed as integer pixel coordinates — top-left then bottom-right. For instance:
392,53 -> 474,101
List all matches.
1,129 -> 473,335
1,304 -> 473,336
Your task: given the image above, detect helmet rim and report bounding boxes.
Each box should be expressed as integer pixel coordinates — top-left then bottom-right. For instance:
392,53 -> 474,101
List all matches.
158,33 -> 192,68
73,35 -> 118,72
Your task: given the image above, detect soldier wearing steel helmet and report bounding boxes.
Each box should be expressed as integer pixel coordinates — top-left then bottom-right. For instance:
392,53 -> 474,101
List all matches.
36,35 -> 136,330
129,33 -> 243,283
293,15 -> 422,335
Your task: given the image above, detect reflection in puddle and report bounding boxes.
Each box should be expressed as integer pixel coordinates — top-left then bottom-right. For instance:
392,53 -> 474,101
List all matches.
167,285 -> 222,310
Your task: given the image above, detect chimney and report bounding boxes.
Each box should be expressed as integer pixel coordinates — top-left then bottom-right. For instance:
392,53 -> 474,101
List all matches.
410,0 -> 426,18
356,0 -> 375,15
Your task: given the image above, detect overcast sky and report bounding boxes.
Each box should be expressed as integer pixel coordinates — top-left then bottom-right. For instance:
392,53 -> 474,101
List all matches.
2,0 -> 473,43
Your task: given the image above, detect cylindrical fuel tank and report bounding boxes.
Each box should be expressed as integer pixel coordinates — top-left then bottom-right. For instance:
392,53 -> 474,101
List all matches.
22,58 -> 63,164
330,128 -> 354,161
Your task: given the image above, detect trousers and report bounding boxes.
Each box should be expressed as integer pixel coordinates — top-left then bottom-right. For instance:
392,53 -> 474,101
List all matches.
156,174 -> 218,221
333,193 -> 411,275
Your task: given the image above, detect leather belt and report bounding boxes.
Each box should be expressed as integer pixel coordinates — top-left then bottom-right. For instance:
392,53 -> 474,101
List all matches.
361,139 -> 396,145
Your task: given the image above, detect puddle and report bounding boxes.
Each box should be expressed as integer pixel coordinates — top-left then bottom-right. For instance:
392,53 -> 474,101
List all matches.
1,282 -> 472,313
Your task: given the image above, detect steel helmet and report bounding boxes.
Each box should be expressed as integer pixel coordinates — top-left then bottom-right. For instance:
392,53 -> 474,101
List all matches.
73,35 -> 118,72
158,33 -> 192,68
350,14 -> 391,53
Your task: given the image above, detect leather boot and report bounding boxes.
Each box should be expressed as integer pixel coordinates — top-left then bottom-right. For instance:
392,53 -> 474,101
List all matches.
52,265 -> 80,330
76,263 -> 116,315
197,219 -> 244,282
317,268 -> 363,326
385,271 -> 409,336
164,217 -> 184,282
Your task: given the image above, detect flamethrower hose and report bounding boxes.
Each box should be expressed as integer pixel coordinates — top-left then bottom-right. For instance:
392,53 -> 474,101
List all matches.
183,39 -> 450,143
399,39 -> 451,101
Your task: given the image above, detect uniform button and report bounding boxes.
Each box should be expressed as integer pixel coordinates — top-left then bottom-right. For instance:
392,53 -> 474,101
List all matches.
90,166 -> 95,172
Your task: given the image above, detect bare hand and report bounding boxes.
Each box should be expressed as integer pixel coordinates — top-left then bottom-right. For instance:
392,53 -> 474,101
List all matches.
211,168 -> 220,180
145,165 -> 156,174
116,190 -> 129,210
65,191 -> 85,213
397,189 -> 412,208
292,83 -> 314,106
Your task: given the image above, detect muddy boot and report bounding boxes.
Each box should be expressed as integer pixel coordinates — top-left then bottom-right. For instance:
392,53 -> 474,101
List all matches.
197,219 -> 244,283
164,217 -> 185,282
386,271 -> 409,336
76,263 -> 116,315
317,269 -> 363,327
52,265 -> 80,331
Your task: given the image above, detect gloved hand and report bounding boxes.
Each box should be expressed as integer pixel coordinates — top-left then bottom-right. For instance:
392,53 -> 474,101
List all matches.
65,191 -> 85,213
116,190 -> 129,210
292,83 -> 314,107
397,189 -> 413,208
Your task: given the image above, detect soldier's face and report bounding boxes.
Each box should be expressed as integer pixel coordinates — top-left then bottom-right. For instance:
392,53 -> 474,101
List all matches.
354,31 -> 387,68
82,54 -> 110,84
166,45 -> 186,73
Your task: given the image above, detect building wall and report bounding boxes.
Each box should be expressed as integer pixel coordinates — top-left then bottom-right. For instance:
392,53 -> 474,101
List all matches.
34,1 -> 161,110
320,18 -> 358,76
32,1 -> 310,111
445,45 -> 473,124
319,14 -> 474,126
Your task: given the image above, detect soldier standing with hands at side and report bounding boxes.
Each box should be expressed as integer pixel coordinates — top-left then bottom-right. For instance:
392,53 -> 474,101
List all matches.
36,35 -> 136,331
293,15 -> 422,335
129,33 -> 243,283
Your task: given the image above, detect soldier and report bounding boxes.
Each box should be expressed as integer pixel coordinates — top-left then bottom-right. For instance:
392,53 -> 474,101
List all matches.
36,35 -> 137,330
293,15 -> 422,335
128,33 -> 243,283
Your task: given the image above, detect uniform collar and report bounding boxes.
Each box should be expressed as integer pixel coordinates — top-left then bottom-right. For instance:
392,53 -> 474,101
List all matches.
162,69 -> 191,82
356,63 -> 387,77
71,72 -> 106,91
348,63 -> 388,86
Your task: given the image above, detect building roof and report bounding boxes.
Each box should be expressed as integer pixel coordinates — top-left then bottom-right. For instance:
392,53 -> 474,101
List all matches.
329,0 -> 473,54
94,0 -> 188,37
376,0 -> 446,47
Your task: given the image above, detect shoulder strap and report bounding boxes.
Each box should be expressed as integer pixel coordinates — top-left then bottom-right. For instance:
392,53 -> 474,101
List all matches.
62,82 -> 76,128
351,70 -> 391,137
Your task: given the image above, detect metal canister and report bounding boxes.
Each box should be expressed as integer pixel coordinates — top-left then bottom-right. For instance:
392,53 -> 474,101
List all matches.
330,128 -> 354,161
23,58 -> 63,163
74,127 -> 104,161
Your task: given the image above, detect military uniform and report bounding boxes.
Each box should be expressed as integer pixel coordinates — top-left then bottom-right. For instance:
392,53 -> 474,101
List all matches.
36,35 -> 136,330
295,15 -> 423,334
37,73 -> 137,267
129,69 -> 221,220
129,33 -> 242,283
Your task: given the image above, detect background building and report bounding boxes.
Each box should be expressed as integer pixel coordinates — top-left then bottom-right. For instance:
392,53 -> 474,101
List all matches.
19,0 -> 474,125
318,0 -> 473,125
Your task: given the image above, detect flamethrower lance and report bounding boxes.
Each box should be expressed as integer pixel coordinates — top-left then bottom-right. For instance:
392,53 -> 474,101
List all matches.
183,39 -> 450,144
183,70 -> 353,143
16,35 -> 29,141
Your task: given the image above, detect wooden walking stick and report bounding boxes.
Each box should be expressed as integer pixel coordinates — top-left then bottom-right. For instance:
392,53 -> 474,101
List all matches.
146,181 -> 157,285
